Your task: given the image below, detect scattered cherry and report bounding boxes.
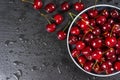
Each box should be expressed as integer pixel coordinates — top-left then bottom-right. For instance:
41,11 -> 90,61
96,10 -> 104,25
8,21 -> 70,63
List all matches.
57,31 -> 66,40
33,0 -> 43,10
45,3 -> 56,13
74,2 -> 84,12
54,14 -> 64,24
61,1 -> 70,11
46,23 -> 56,32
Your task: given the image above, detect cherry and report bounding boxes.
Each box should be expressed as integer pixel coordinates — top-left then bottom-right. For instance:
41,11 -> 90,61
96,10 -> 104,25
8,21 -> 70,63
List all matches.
92,27 -> 101,36
96,16 -> 106,25
102,23 -> 111,32
45,3 -> 56,13
118,55 -> 120,61
61,1 -> 70,11
88,9 -> 98,18
103,32 -> 110,38
114,61 -> 120,71
81,13 -> 89,20
54,14 -> 64,24
91,49 -> 102,61
84,61 -> 93,72
107,54 -> 116,62
71,48 -> 80,57
81,46 -> 92,55
116,48 -> 120,55
76,41 -> 86,51
106,67 -> 114,74
46,23 -> 56,32
112,24 -> 120,34
33,0 -> 43,10
107,18 -> 114,24
101,9 -> 109,18
78,56 -> 86,65
70,26 -> 80,35
84,33 -> 94,42
110,9 -> 119,18
101,61 -> 112,70
105,48 -> 115,58
116,39 -> 120,49
78,34 -> 83,41
69,35 -> 78,45
105,37 -> 117,47
94,64 -> 103,74
57,31 -> 66,40
89,19 -> 96,27
77,20 -> 89,30
74,2 -> 84,12
91,38 -> 102,48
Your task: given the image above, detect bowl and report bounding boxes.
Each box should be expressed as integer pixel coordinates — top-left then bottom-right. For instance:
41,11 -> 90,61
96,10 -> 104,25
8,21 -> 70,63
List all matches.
67,4 -> 120,77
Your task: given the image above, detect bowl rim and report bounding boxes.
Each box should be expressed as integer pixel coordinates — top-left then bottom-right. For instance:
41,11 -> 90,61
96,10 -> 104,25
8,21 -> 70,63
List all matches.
67,4 -> 120,77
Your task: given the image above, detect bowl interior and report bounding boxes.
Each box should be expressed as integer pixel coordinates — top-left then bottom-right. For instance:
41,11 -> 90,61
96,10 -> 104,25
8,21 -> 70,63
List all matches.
67,4 -> 120,77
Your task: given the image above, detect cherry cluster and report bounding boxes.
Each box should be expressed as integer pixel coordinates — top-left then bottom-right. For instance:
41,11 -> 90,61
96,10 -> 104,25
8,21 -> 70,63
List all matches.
22,0 -> 84,40
69,8 -> 120,74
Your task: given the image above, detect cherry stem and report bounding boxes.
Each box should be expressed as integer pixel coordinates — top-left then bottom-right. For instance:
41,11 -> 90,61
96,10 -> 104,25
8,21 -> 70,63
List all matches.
40,13 -> 51,24
110,25 -> 115,37
68,12 -> 74,20
94,0 -> 98,10
21,0 -> 33,4
69,12 -> 94,29
92,61 -> 98,69
82,29 -> 92,40
103,48 -> 113,54
63,21 -> 71,32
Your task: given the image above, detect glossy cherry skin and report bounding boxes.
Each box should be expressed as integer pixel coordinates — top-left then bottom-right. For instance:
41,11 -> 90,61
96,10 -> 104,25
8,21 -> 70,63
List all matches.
101,61 -> 112,70
116,39 -> 120,49
69,35 -> 78,45
84,61 -> 93,72
105,37 -> 117,47
70,26 -> 80,35
76,41 -> 86,51
57,31 -> 66,40
89,19 -> 96,27
96,16 -> 106,25
102,23 -> 111,32
107,54 -> 116,62
45,3 -> 56,13
91,49 -> 102,61
105,48 -> 115,58
33,0 -> 43,10
110,9 -> 119,18
91,38 -> 102,48
103,32 -> 110,38
107,18 -> 114,24
114,61 -> 120,71
81,46 -> 92,55
74,2 -> 84,12
88,9 -> 98,18
116,48 -> 120,55
46,23 -> 56,32
106,67 -> 114,74
71,48 -> 80,57
84,33 -> 94,42
61,1 -> 70,11
94,64 -> 103,74
112,24 -> 120,34
92,27 -> 101,36
81,13 -> 89,20
101,9 -> 109,18
77,20 -> 89,30
54,14 -> 63,24
78,56 -> 86,65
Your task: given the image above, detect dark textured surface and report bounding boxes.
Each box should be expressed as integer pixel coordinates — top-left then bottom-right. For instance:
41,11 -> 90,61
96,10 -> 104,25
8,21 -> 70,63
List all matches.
0,0 -> 120,80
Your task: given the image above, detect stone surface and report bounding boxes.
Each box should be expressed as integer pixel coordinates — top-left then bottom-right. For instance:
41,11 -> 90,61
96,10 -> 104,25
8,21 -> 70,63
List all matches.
0,0 -> 120,80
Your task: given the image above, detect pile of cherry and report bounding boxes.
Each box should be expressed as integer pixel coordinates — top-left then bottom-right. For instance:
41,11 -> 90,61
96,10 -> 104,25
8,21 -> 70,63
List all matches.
70,7 -> 120,74
22,0 -> 120,75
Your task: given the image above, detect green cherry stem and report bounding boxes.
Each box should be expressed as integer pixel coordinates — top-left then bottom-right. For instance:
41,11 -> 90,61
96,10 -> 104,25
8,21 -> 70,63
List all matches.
110,25 -> 116,37
94,0 -> 98,10
68,12 -> 74,20
63,21 -> 71,32
40,13 -> 51,24
21,0 -> 33,4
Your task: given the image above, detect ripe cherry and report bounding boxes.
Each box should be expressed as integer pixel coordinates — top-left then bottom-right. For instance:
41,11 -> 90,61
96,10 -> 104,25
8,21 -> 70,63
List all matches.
101,9 -> 109,18
78,56 -> 86,65
33,0 -> 43,10
91,38 -> 102,48
89,19 -> 96,27
45,3 -> 56,13
81,13 -> 89,20
105,37 -> 117,47
112,24 -> 120,34
69,35 -> 78,45
88,9 -> 98,18
101,61 -> 112,70
84,33 -> 94,42
54,14 -> 64,24
71,48 -> 80,57
61,1 -> 70,11
84,61 -> 93,72
106,67 -> 114,74
92,27 -> 101,36
102,23 -> 111,32
74,2 -> 84,12
70,26 -> 80,35
91,49 -> 102,61
116,39 -> 120,49
114,61 -> 120,71
96,16 -> 106,25
77,20 -> 89,30
76,41 -> 86,51
57,31 -> 66,40
46,23 -> 56,32
110,9 -> 119,18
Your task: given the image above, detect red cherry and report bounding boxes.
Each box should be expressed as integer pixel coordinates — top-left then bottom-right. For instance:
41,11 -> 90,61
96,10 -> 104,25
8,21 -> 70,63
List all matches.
54,14 -> 64,24
84,61 -> 93,72
114,61 -> 120,71
105,37 -> 117,47
116,39 -> 120,48
45,3 -> 56,13
71,48 -> 80,57
88,9 -> 98,18
91,38 -> 102,48
81,13 -> 89,20
89,19 -> 96,27
76,41 -> 86,51
103,32 -> 110,38
112,24 -> 120,33
84,33 -> 94,42
102,23 -> 111,32
33,0 -> 43,10
57,31 -> 66,40
61,1 -> 70,11
106,67 -> 114,74
110,9 -> 119,18
78,56 -> 86,65
69,35 -> 78,45
96,16 -> 106,25
92,27 -> 101,36
94,64 -> 103,74
101,9 -> 109,18
107,18 -> 114,24
70,26 -> 80,35
101,61 -> 112,70
105,48 -> 115,58
77,20 -> 89,30
46,23 -> 56,32
74,2 -> 84,12
91,49 -> 102,61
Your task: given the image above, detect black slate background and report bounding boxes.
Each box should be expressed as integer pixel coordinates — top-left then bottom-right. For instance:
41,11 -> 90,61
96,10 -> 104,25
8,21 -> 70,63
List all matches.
0,0 -> 120,80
